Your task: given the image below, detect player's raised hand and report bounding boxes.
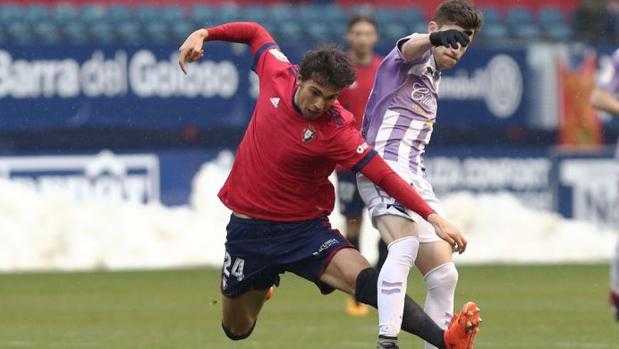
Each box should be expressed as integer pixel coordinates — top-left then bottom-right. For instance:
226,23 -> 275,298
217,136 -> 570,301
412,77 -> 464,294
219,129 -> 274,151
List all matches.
429,29 -> 472,49
426,213 -> 467,254
178,29 -> 208,75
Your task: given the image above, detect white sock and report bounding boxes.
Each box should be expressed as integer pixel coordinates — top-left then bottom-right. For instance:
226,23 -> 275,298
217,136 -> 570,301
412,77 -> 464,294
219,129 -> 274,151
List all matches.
423,262 -> 458,349
378,236 -> 419,338
612,237 -> 619,294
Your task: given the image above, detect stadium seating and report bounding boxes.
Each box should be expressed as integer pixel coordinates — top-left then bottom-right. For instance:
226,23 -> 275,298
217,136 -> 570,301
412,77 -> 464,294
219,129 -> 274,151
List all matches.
170,21 -> 194,42
538,7 -> 572,41
0,4 -> 22,23
218,4 -> 242,23
6,21 -> 33,45
476,7 -> 508,43
23,5 -> 48,24
190,5 -> 216,25
88,22 -> 116,45
80,4 -> 107,25
0,2 -> 579,46
107,5 -> 133,24
143,21 -> 170,44
63,22 -> 89,44
52,3 -> 79,23
505,7 -> 540,41
33,20 -> 62,45
115,21 -> 141,45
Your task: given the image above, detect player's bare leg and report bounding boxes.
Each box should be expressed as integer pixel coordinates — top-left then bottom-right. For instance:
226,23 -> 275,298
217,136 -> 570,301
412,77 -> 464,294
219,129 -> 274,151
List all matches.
344,215 -> 369,316
375,214 -> 420,346
345,216 -> 362,251
416,241 -> 458,349
221,288 -> 271,340
321,247 -> 370,295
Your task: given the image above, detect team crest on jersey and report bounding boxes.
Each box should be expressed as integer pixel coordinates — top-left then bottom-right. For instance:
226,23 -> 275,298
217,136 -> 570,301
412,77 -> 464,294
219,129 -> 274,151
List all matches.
302,125 -> 316,143
269,49 -> 290,63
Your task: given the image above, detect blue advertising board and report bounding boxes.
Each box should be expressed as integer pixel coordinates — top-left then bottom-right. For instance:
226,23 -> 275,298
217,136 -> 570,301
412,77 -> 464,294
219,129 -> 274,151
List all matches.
425,147 -> 553,211
0,146 -> 614,229
426,146 -> 617,229
0,44 -> 254,130
552,147 -> 617,229
436,48 -> 530,127
0,148 -> 218,207
0,45 -> 532,131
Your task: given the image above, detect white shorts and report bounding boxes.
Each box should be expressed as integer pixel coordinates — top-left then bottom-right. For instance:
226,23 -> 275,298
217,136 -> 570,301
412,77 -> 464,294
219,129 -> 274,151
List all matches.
357,171 -> 445,244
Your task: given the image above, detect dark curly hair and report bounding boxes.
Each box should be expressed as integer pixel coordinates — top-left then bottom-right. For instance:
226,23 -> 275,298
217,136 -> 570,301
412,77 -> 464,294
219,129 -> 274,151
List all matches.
432,0 -> 484,33
298,45 -> 356,90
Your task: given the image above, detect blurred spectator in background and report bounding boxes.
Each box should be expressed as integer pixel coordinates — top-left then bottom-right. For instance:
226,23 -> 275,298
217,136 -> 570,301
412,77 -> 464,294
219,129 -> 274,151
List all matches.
335,14 -> 382,317
574,0 -> 619,44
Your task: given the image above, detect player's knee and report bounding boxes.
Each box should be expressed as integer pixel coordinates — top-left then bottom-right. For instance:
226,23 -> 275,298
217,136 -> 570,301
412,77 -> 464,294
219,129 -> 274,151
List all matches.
386,236 -> 418,267
354,267 -> 378,308
424,262 -> 458,291
221,320 -> 256,341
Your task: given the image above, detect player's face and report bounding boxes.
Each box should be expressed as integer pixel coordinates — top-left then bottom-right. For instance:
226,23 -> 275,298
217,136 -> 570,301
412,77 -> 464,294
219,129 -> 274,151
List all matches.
346,21 -> 378,57
429,22 -> 475,71
295,78 -> 341,120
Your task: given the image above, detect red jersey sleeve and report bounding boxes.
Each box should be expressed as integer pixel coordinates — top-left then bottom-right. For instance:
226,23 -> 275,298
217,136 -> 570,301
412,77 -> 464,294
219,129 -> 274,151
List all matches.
359,156 -> 435,220
204,22 -> 289,78
327,121 -> 376,171
252,44 -> 293,79
326,118 -> 435,219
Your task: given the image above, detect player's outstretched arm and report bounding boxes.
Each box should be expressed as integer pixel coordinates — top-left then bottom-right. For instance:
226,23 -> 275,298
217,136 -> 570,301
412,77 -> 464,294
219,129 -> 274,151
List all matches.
400,29 -> 471,62
359,155 -> 467,253
179,22 -> 275,74
179,28 -> 207,74
591,87 -> 619,115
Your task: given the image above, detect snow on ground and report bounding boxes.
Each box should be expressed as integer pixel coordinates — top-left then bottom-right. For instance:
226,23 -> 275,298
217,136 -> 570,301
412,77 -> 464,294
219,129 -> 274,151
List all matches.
0,151 -> 615,272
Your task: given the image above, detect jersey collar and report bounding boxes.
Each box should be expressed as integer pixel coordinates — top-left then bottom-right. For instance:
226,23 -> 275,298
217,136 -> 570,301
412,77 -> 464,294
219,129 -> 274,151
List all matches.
292,86 -> 304,116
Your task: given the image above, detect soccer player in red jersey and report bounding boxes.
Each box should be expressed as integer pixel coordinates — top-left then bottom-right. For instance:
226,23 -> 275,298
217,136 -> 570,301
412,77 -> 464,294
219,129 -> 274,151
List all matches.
178,22 -> 481,349
336,14 -> 383,317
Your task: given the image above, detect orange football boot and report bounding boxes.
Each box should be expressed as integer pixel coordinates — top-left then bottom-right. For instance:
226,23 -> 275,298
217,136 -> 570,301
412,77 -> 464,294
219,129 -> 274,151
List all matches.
443,301 -> 482,349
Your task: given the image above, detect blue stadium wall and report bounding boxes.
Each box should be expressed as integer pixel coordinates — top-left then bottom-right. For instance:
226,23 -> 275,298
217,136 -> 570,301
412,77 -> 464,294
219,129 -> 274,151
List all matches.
0,43 -> 616,229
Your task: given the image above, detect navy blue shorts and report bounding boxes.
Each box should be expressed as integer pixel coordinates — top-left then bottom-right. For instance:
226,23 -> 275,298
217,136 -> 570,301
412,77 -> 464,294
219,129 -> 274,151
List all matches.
336,170 -> 365,217
221,214 -> 354,298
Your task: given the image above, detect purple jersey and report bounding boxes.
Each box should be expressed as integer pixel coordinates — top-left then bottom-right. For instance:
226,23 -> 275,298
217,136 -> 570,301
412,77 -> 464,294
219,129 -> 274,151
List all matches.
598,48 -> 619,157
362,34 -> 440,178
598,48 -> 619,94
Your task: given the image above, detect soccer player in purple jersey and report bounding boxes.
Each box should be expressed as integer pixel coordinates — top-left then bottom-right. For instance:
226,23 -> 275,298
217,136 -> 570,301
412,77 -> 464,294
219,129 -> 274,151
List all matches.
590,47 -> 619,322
357,1 -> 483,348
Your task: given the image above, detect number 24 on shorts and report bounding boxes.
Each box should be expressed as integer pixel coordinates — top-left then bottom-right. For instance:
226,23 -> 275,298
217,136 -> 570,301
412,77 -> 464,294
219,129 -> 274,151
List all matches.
223,252 -> 245,281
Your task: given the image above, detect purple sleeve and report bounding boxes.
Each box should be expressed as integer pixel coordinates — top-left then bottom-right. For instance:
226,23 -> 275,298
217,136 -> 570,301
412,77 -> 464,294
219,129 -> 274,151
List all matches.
599,49 -> 619,93
395,33 -> 432,66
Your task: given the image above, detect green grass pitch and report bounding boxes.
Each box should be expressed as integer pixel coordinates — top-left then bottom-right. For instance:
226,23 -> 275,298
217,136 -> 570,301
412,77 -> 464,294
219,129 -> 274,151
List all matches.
0,264 -> 617,349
